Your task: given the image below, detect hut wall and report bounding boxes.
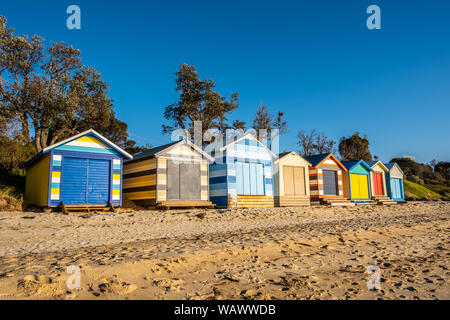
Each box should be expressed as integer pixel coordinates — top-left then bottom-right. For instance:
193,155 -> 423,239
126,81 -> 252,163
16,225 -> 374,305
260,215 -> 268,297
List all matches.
123,158 -> 157,206
24,153 -> 51,207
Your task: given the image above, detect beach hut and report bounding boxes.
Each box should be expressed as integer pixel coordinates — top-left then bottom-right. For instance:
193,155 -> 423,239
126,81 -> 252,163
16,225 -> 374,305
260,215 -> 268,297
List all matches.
367,161 -> 396,204
22,129 -> 133,211
273,151 -> 311,206
209,133 -> 276,208
384,162 -> 405,202
341,160 -> 373,203
304,153 -> 353,206
123,139 -> 214,209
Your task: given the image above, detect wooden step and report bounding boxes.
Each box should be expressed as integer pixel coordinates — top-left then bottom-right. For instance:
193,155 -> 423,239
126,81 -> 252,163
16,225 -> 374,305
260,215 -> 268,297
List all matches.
60,201 -> 115,214
157,200 -> 215,209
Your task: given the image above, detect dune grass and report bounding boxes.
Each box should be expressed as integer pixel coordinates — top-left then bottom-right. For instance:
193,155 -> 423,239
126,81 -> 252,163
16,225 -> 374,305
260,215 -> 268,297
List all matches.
0,185 -> 24,211
404,180 -> 442,201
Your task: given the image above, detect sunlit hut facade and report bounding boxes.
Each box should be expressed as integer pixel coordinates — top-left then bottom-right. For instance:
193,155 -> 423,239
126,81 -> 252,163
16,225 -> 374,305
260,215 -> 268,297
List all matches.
122,139 -> 214,209
384,162 -> 405,202
273,151 -> 311,206
22,129 -> 133,209
304,153 -> 353,205
341,160 -> 373,203
368,161 -> 389,198
209,133 -> 276,208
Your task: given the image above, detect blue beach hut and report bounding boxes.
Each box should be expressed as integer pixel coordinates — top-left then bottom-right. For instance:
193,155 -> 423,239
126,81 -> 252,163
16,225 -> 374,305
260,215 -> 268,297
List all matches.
384,162 -> 405,202
209,133 -> 277,208
22,129 -> 133,210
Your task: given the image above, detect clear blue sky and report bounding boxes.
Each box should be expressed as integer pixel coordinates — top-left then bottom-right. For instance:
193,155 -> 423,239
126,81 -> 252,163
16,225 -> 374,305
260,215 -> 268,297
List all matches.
2,0 -> 449,163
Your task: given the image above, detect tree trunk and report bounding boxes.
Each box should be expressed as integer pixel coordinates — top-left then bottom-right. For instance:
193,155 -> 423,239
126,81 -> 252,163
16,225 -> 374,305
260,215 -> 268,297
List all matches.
20,114 -> 30,143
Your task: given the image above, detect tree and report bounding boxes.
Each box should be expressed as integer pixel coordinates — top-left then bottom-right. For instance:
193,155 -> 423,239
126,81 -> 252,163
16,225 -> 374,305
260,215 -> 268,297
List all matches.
162,63 -> 239,139
231,120 -> 246,131
273,111 -> 287,135
297,129 -> 336,157
0,15 -> 138,154
434,161 -> 450,181
338,132 -> 373,162
252,104 -> 273,141
252,105 -> 287,149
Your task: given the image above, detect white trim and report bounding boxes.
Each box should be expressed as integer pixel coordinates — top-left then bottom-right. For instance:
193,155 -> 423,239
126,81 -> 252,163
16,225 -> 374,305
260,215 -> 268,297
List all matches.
370,160 -> 389,173
42,129 -> 133,159
155,139 -> 214,163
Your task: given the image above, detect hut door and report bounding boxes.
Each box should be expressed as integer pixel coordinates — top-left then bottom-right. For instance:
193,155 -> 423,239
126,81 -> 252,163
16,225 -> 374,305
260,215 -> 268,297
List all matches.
61,157 -> 88,204
87,159 -> 111,204
283,166 -> 295,195
180,163 -> 201,199
167,161 -> 201,200
323,170 -> 338,195
284,166 -> 306,195
61,157 -> 110,204
293,167 -> 306,195
373,172 -> 383,195
391,178 -> 401,199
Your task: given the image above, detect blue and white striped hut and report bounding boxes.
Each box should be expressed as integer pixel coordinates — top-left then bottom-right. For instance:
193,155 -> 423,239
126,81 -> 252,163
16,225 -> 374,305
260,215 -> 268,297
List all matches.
209,133 -> 277,208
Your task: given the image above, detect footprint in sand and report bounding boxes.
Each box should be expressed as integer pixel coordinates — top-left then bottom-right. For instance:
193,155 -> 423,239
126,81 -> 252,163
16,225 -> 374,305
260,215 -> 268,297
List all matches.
98,276 -> 137,295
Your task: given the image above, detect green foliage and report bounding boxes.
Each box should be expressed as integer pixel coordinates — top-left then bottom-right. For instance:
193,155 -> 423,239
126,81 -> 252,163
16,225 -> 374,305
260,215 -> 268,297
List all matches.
338,132 -> 372,162
162,63 -> 239,137
404,180 -> 442,201
424,184 -> 450,200
0,15 -> 140,155
434,161 -> 450,181
297,129 -> 336,157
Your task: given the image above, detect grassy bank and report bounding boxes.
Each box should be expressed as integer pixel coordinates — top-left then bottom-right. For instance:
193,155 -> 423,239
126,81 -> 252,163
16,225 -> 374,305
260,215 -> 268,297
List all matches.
404,180 -> 442,201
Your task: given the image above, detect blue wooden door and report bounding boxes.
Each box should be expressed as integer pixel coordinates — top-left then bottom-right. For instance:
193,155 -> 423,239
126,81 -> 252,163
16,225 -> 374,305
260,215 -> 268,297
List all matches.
87,159 -> 111,204
61,157 -> 88,204
391,178 -> 401,200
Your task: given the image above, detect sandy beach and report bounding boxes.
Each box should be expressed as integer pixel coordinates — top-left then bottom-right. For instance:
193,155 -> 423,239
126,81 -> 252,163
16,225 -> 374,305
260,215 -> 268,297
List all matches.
0,202 -> 448,300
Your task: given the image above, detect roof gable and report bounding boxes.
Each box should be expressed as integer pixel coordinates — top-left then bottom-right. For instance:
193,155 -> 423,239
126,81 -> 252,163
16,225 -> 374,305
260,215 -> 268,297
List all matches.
368,160 -> 389,173
129,139 -> 214,163
278,151 -> 311,166
219,133 -> 277,158
44,129 -> 132,159
385,162 -> 404,178
342,160 -> 373,172
21,129 -> 132,168
304,153 -> 347,171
